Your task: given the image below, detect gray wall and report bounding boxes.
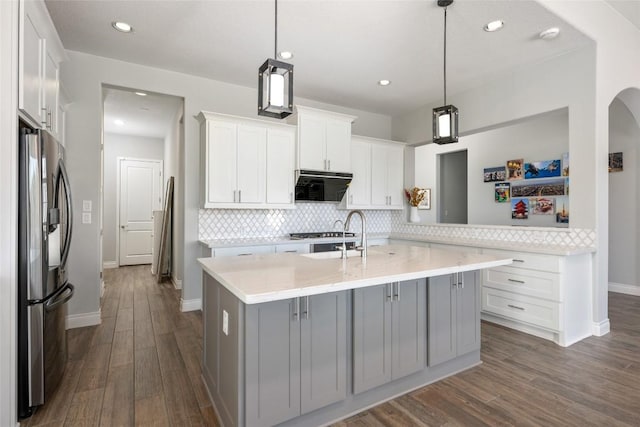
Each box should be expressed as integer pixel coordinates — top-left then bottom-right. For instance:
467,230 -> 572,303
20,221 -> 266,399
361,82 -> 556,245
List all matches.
61,50 -> 393,318
438,150 -> 468,224
609,98 -> 640,290
102,133 -> 164,265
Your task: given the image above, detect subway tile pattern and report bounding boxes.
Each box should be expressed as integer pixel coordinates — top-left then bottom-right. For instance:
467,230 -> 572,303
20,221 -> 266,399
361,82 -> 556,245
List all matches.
199,206 -> 595,248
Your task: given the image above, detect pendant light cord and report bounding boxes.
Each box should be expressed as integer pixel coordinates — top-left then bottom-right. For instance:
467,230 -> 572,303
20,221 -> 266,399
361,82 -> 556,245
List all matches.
274,0 -> 278,58
443,6 -> 447,105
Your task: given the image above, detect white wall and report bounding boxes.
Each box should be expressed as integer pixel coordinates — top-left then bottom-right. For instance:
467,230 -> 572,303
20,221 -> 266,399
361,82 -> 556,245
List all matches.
102,133 -> 165,265
415,109 -> 569,227
164,107 -> 183,285
0,1 -> 19,424
61,50 -> 393,318
608,99 -> 640,292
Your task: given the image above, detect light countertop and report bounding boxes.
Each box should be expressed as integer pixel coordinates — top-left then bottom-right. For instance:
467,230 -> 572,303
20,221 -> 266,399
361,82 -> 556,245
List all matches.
198,244 -> 512,304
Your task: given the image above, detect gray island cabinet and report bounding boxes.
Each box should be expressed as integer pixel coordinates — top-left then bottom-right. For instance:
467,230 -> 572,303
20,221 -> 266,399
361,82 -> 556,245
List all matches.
198,244 -> 512,426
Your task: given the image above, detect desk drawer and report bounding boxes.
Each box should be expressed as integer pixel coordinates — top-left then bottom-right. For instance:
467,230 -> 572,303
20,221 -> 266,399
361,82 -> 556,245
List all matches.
483,267 -> 561,301
213,245 -> 275,257
482,287 -> 559,331
482,249 -> 561,273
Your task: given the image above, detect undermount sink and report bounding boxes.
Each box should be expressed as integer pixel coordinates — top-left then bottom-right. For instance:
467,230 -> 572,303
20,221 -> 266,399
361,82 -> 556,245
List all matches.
301,250 -> 362,260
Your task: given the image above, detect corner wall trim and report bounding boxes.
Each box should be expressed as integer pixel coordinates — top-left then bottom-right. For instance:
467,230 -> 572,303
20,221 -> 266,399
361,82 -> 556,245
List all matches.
609,282 -> 640,296
66,310 -> 102,330
103,261 -> 118,269
592,318 -> 610,337
181,298 -> 201,312
172,276 -> 183,290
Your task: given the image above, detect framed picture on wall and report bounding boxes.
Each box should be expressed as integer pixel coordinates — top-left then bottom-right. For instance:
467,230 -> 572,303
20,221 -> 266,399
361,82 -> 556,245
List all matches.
555,196 -> 569,223
609,152 -> 623,172
524,159 -> 561,179
512,178 -> 565,197
530,197 -> 555,215
511,198 -> 529,219
562,152 -> 570,176
495,183 -> 510,203
418,188 -> 431,210
506,159 -> 524,180
484,166 -> 506,182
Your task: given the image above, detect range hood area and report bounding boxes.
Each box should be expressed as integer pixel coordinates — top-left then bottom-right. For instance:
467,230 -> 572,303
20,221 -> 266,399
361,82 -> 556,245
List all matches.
294,169 -> 353,202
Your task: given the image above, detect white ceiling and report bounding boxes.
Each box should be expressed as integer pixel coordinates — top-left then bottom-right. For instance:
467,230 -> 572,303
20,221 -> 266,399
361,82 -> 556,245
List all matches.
47,0 -> 595,119
103,87 -> 183,138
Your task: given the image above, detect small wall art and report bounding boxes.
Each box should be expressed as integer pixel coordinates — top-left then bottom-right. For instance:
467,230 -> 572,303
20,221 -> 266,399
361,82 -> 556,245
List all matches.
511,198 -> 529,219
562,152 -> 569,176
484,166 -> 506,182
511,178 -> 565,197
530,197 -> 555,215
506,159 -> 524,180
609,152 -> 623,172
524,159 -> 561,179
418,188 -> 432,210
495,183 -> 510,203
555,196 -> 569,223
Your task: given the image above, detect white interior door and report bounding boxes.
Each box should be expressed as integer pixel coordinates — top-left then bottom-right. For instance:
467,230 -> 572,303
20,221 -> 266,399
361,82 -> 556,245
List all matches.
119,158 -> 162,266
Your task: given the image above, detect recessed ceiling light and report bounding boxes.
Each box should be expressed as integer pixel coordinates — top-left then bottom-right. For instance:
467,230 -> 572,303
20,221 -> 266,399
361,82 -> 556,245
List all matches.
134,91 -> 147,96
378,79 -> 391,86
539,27 -> 560,40
114,119 -> 124,126
277,51 -> 293,60
112,21 -> 133,33
484,20 -> 504,32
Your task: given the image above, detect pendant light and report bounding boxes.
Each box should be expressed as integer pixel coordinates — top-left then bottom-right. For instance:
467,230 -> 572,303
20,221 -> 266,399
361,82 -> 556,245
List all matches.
258,0 -> 293,119
432,0 -> 459,144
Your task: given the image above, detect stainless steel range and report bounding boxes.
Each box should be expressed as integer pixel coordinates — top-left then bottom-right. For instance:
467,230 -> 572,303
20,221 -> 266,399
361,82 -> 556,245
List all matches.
289,232 -> 356,253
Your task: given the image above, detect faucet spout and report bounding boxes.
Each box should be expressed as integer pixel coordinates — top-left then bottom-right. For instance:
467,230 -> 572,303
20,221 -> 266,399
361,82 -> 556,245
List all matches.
344,210 -> 367,259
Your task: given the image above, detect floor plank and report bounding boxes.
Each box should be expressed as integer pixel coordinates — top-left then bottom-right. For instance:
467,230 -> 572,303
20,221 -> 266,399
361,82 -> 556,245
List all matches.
24,265 -> 640,427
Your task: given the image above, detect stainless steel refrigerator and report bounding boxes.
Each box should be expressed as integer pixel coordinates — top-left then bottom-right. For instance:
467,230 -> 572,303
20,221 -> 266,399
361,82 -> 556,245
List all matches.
18,123 -> 75,419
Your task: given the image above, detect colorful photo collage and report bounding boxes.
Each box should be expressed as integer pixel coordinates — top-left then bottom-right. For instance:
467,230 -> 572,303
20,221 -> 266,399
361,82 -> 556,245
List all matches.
486,153 -> 569,224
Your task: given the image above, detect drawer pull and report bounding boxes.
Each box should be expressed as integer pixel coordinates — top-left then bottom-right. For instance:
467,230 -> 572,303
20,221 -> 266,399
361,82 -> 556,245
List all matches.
284,250 -> 298,253
508,304 -> 525,311
237,253 -> 252,256
513,259 -> 525,263
508,279 -> 525,284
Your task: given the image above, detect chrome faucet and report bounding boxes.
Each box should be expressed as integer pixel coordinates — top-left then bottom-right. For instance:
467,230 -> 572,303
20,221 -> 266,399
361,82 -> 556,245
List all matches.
344,210 -> 367,259
332,219 -> 347,259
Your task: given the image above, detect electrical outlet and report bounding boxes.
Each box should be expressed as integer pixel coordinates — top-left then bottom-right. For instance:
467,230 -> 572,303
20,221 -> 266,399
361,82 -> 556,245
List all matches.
222,310 -> 229,336
82,200 -> 92,212
82,212 -> 91,224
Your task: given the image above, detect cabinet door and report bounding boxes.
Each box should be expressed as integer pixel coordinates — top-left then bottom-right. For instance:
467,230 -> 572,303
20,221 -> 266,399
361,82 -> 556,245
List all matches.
266,127 -> 295,205
352,284 -> 392,394
456,271 -> 481,356
370,144 -> 389,207
347,139 -> 371,207
246,299 -> 301,427
386,144 -> 404,208
300,292 -> 348,414
236,125 -> 266,204
19,2 -> 44,125
298,115 -> 326,170
428,274 -> 457,366
325,120 -> 351,172
43,46 -> 59,134
392,279 -> 426,379
206,121 -> 237,204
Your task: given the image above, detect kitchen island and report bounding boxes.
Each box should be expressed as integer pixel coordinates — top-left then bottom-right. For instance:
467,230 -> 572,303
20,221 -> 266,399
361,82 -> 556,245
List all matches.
198,244 -> 512,427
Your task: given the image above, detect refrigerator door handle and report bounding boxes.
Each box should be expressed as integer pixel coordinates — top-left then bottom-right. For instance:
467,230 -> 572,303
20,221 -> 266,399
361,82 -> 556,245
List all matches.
44,282 -> 74,312
55,159 -> 73,269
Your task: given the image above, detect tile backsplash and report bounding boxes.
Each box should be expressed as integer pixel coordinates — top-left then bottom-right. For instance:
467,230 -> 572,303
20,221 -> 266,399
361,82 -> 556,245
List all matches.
199,204 -> 595,248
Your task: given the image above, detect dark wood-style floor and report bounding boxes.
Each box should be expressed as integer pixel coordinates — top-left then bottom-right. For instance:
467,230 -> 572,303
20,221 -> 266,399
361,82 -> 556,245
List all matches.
22,266 -> 640,426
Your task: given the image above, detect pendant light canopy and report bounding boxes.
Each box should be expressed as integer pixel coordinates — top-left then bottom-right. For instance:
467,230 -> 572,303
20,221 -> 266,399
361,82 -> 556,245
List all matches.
258,0 -> 293,119
433,0 -> 459,144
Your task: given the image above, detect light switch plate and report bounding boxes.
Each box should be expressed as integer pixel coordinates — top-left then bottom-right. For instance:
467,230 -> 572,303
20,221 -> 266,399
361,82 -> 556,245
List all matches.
222,310 -> 229,336
82,212 -> 91,224
82,200 -> 92,212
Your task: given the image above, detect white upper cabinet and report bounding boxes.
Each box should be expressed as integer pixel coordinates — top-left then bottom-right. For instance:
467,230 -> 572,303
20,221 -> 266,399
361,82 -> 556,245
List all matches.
198,112 -> 296,209
343,136 -> 405,210
19,0 -> 67,138
293,105 -> 356,172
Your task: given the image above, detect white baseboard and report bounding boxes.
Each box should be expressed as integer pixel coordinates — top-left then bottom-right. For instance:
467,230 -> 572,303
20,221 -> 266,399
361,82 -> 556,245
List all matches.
172,276 -> 183,290
609,282 -> 640,296
181,298 -> 201,312
592,319 -> 611,336
103,261 -> 118,269
66,309 -> 102,330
